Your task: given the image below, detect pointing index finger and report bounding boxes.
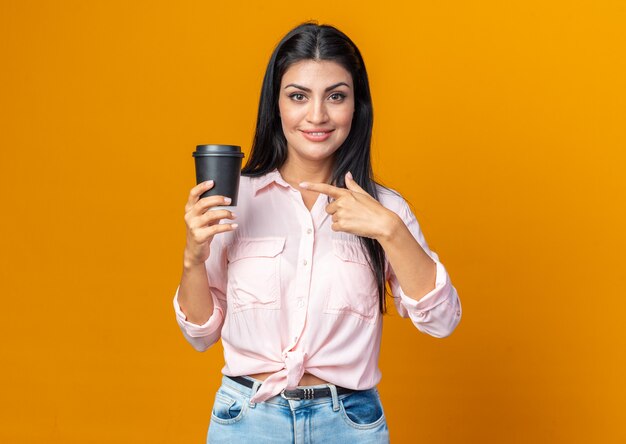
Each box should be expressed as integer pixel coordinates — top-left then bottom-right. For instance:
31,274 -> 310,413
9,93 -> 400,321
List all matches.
299,181 -> 347,198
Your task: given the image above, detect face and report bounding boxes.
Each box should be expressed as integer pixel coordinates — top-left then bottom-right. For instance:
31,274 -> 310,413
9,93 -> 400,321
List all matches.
278,59 -> 355,165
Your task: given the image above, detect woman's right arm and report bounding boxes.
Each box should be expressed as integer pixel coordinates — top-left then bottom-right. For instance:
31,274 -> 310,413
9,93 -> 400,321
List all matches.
173,181 -> 237,351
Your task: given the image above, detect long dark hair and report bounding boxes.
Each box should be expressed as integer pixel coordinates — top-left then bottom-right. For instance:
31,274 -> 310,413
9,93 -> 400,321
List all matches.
242,21 -> 389,314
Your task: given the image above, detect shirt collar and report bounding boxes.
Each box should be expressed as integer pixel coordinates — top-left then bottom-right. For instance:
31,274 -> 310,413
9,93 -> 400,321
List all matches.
251,169 -> 291,195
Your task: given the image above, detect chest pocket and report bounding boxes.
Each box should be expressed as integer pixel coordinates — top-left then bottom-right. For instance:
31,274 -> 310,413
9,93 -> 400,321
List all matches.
227,237 -> 285,312
324,239 -> 379,323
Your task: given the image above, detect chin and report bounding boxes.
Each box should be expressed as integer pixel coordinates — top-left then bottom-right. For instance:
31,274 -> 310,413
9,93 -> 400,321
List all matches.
303,148 -> 341,162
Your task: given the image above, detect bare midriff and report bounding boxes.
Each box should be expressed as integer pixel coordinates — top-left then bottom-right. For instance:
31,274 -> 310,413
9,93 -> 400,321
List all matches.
248,372 -> 329,386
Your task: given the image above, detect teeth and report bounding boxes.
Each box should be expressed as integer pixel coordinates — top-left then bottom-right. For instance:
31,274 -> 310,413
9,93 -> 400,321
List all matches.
308,132 -> 327,136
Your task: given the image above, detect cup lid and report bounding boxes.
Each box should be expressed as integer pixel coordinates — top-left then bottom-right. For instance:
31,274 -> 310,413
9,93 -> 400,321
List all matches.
193,144 -> 244,157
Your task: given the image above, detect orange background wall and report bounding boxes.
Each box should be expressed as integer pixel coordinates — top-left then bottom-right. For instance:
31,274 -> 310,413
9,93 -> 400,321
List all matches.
1,1 -> 624,443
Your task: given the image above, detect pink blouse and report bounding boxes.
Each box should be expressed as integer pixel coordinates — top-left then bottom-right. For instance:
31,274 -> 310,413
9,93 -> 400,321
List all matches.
173,169 -> 462,403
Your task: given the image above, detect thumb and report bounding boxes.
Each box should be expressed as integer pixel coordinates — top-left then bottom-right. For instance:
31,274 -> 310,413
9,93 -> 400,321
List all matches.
345,171 -> 367,194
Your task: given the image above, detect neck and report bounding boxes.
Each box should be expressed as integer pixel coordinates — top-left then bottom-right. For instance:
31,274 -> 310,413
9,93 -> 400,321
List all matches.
279,156 -> 334,186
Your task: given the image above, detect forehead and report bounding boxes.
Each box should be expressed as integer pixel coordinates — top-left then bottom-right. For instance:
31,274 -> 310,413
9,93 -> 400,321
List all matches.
280,60 -> 353,87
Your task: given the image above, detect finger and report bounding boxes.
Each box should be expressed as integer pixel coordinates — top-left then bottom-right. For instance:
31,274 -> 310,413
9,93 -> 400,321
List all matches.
189,222 -> 238,243
326,189 -> 361,214
186,180 -> 215,209
192,195 -> 232,215
325,200 -> 338,214
187,209 -> 234,230
330,221 -> 343,232
186,195 -> 231,222
299,181 -> 348,198
345,171 -> 368,194
193,209 -> 236,229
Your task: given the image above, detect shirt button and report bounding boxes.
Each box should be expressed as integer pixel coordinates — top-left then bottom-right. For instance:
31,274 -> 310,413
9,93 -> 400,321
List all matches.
297,299 -> 304,308
303,259 -> 308,266
306,228 -> 313,234
456,310 -> 461,316
294,336 -> 298,341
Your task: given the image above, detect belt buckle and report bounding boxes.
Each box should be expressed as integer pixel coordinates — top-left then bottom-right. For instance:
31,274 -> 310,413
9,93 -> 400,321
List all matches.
281,388 -> 315,400
280,389 -> 302,400
280,389 -> 300,401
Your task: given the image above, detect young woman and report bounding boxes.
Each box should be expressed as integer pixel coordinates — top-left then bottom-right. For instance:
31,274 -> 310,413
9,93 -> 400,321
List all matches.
174,22 -> 462,443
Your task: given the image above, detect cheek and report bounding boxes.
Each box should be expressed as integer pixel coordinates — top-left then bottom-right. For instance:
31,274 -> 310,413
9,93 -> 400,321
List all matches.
278,100 -> 302,129
334,99 -> 355,130
335,109 -> 354,131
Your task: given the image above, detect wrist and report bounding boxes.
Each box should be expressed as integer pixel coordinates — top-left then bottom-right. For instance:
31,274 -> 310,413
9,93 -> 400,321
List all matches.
375,211 -> 404,244
183,249 -> 208,271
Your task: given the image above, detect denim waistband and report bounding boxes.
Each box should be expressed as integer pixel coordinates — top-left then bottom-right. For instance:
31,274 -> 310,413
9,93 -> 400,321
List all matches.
218,375 -> 365,409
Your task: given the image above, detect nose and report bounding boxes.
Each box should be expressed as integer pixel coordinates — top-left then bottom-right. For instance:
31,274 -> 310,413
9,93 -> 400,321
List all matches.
306,98 -> 329,124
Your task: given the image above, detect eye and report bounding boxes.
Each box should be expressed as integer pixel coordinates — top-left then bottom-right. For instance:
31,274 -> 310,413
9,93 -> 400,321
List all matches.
329,92 -> 346,101
289,93 -> 306,101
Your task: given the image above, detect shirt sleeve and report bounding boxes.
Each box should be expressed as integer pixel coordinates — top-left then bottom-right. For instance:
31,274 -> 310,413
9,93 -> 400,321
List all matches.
172,234 -> 228,351
387,198 -> 462,338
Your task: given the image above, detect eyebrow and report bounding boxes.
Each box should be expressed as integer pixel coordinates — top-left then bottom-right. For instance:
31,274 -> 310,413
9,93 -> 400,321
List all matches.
284,82 -> 351,92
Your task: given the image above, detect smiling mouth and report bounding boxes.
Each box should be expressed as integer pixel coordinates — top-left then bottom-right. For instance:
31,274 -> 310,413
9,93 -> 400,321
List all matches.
300,130 -> 334,142
301,130 -> 334,135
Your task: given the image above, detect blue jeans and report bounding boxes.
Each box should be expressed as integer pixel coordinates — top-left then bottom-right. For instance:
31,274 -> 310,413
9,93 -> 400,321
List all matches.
207,375 -> 390,443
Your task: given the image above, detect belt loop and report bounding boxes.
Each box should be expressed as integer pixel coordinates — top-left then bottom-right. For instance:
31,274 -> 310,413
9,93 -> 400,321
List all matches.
327,384 -> 340,412
249,380 -> 261,408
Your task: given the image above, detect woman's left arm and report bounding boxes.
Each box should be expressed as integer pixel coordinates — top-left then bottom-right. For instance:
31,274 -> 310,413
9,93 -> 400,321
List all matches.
301,172 -> 461,337
376,211 -> 438,300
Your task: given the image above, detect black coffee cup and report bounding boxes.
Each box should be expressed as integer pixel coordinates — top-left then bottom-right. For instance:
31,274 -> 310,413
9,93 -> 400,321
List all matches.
193,144 -> 245,205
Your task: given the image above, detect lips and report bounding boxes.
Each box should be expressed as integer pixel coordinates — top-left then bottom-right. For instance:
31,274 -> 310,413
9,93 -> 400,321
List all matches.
301,129 -> 334,142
